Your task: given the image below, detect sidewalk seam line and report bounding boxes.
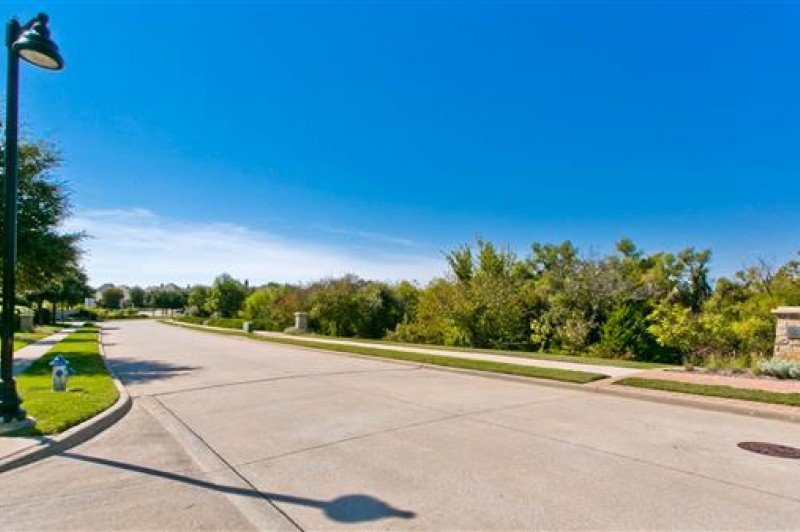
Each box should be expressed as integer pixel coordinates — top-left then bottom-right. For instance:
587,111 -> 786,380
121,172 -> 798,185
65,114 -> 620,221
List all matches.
150,395 -> 304,531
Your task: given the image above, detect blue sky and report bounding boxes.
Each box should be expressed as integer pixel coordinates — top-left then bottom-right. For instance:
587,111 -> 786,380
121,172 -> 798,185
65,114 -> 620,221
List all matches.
6,1 -> 800,286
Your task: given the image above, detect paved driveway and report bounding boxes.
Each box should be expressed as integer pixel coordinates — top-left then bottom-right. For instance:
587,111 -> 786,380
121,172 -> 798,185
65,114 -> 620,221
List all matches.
2,320 -> 800,530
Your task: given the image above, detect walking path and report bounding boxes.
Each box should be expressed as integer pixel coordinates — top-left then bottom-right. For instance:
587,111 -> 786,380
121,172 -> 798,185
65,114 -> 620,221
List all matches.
255,331 -> 641,378
13,324 -> 82,375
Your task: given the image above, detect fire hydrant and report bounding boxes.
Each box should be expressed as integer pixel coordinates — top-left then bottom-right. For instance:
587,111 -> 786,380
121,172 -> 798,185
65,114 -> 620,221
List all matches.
49,355 -> 75,392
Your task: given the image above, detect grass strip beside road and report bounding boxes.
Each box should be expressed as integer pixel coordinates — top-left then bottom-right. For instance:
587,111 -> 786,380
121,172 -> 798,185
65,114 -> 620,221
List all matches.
12,326 -> 118,435
293,333 -> 673,370
615,377 -> 800,408
167,321 -> 608,384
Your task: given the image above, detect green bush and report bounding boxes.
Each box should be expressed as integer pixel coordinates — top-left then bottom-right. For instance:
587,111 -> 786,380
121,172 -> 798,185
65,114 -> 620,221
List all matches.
175,316 -> 268,331
759,358 -> 800,380
596,301 -> 671,362
35,307 -> 52,325
75,306 -> 100,321
104,313 -> 149,320
206,317 -> 246,329
174,316 -> 207,325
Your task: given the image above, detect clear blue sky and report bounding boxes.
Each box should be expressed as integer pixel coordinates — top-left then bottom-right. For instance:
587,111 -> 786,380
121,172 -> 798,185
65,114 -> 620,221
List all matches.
6,1 -> 800,286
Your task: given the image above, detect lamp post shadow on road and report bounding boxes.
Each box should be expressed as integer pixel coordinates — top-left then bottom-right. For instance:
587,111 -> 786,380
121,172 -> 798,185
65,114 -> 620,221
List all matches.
62,451 -> 417,524
0,13 -> 64,424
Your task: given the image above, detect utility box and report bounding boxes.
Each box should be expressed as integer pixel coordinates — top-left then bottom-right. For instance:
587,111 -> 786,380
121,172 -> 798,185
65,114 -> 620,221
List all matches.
18,314 -> 33,332
243,321 -> 252,333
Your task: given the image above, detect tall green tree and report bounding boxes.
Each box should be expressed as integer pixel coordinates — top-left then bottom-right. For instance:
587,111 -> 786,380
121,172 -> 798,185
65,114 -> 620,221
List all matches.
100,287 -> 124,309
187,285 -> 210,316
129,286 -> 146,308
0,138 -> 84,292
206,274 -> 248,317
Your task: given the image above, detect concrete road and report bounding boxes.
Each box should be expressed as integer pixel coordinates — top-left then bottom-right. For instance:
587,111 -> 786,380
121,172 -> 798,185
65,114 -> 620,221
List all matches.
2,320 -> 800,530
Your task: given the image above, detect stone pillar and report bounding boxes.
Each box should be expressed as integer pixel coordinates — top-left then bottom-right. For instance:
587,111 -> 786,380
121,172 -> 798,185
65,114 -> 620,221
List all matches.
772,307 -> 800,359
294,311 -> 308,332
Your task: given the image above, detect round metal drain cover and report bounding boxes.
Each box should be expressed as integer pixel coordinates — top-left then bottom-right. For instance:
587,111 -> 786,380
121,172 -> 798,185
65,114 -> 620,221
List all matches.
738,442 -> 800,459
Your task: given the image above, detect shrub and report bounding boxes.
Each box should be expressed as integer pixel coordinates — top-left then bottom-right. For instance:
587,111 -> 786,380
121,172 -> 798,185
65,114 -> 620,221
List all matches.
35,307 -> 52,325
759,358 -> 800,380
175,316 -> 269,331
74,306 -> 100,321
174,316 -> 207,325
206,317 -> 246,329
597,301 -> 672,362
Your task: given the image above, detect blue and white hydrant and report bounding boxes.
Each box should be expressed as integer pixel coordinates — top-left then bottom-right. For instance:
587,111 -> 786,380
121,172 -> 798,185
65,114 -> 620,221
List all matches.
49,355 -> 75,392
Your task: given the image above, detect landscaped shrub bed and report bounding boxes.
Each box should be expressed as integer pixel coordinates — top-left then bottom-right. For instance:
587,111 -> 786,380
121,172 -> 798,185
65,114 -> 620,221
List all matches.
174,316 -> 207,325
206,317 -> 247,329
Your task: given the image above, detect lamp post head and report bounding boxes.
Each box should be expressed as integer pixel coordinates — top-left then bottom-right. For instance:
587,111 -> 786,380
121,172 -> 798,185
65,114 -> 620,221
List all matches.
12,13 -> 63,71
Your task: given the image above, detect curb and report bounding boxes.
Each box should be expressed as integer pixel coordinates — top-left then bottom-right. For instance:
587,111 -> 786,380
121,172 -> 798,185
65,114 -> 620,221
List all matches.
166,320 -> 800,425
590,382 -> 800,424
0,327 -> 132,474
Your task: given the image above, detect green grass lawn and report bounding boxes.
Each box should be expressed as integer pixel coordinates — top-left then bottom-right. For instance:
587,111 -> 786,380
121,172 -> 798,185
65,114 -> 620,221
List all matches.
168,321 -> 608,384
10,326 -> 118,435
13,324 -> 65,351
614,377 -> 800,408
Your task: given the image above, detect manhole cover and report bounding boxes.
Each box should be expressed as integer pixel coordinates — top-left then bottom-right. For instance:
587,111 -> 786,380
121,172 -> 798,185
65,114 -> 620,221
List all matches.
738,442 -> 800,459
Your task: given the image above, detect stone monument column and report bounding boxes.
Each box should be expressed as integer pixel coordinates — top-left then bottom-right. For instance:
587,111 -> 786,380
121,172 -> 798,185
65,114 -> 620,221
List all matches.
294,311 -> 308,332
772,307 -> 800,359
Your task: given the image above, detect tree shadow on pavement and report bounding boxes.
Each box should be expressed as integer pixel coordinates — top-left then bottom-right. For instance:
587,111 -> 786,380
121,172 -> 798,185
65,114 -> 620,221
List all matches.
106,358 -> 200,384
61,452 -> 415,523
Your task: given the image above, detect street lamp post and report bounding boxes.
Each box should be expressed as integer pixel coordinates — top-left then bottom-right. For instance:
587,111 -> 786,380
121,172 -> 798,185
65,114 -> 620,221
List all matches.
0,13 -> 63,423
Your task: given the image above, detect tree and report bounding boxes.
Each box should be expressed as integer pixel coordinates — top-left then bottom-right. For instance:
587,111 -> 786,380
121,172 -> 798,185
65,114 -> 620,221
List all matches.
0,138 -> 84,293
129,286 -> 146,308
206,274 -> 248,317
100,287 -> 124,309
597,300 -> 663,361
243,284 -> 297,331
149,286 -> 186,313
187,285 -> 210,316
677,248 -> 712,313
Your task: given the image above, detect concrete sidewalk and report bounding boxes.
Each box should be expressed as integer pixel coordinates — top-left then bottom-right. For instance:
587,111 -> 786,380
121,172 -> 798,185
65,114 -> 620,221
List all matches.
13,324 -> 82,375
255,330 -> 641,378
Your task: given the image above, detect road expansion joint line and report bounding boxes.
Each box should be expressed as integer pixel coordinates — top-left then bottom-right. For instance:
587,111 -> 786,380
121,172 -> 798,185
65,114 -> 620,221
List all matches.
231,397 -> 579,471
465,414 -> 800,504
231,411 -> 468,470
138,396 -> 303,531
146,366 -> 421,399
306,370 -> 586,420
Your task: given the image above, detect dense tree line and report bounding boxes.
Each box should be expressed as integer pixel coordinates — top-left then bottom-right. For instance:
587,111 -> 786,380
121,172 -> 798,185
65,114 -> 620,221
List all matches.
173,238 -> 799,364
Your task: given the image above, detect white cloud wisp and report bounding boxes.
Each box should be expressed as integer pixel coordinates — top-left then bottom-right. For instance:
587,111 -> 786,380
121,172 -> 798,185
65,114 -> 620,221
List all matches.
63,209 -> 443,287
